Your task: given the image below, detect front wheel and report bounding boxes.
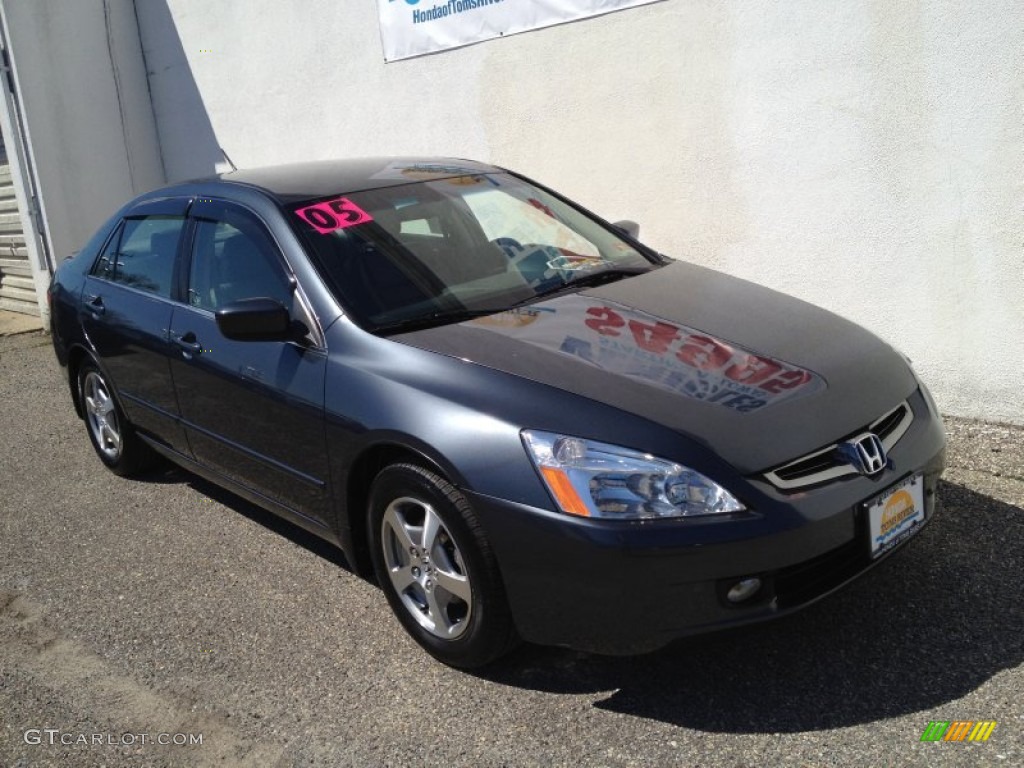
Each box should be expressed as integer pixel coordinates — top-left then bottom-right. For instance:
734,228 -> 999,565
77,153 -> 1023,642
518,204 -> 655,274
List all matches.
368,463 -> 519,668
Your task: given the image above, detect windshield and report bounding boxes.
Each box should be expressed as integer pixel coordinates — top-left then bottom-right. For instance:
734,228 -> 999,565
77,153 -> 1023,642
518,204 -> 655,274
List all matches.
287,172 -> 661,333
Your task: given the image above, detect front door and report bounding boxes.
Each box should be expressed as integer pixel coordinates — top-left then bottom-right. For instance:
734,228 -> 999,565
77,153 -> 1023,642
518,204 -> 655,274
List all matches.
168,199 -> 331,528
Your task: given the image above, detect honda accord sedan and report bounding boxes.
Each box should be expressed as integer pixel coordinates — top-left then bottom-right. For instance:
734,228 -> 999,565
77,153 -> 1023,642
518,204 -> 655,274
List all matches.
49,158 -> 946,667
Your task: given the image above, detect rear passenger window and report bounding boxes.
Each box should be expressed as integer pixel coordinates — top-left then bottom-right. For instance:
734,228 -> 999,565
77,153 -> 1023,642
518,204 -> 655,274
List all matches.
92,223 -> 124,281
91,216 -> 184,298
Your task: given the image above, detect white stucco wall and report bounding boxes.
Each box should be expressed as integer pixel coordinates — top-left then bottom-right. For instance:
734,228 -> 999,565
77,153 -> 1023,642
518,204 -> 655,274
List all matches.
140,0 -> 1021,425
1,0 -> 163,262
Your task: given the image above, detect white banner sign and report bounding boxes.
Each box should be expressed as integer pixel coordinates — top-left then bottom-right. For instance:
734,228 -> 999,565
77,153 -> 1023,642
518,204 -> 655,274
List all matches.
378,0 -> 661,61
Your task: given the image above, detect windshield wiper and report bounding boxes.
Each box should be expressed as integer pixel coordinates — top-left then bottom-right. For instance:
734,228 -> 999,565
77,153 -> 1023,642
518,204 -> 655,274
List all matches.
375,266 -> 656,336
374,306 -> 509,336
527,265 -> 654,303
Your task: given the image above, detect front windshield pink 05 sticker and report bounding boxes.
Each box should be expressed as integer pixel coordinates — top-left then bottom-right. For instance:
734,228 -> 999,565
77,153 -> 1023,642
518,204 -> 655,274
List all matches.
295,197 -> 373,234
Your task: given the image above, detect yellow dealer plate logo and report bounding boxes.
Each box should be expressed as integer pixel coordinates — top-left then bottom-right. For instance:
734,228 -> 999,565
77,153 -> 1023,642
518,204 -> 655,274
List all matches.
867,474 -> 925,558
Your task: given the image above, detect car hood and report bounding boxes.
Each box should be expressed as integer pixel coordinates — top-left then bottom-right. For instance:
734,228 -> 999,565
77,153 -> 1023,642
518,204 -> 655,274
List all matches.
393,261 -> 916,473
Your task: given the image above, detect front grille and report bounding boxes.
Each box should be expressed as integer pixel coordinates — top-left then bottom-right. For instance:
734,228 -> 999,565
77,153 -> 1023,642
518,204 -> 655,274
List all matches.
763,400 -> 914,490
873,402 -> 911,442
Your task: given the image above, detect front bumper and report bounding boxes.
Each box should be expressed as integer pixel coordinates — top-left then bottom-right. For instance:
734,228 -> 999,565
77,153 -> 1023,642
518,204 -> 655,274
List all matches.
468,392 -> 946,655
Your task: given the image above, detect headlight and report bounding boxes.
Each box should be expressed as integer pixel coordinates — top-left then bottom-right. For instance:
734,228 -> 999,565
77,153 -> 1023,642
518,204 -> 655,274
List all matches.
522,430 -> 746,519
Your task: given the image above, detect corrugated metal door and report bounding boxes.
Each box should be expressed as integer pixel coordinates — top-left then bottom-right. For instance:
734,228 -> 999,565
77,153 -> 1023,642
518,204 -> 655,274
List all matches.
0,153 -> 36,315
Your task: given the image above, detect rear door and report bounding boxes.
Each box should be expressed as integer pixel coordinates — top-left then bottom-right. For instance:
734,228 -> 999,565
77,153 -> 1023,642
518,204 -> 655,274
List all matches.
168,198 -> 331,528
80,199 -> 191,455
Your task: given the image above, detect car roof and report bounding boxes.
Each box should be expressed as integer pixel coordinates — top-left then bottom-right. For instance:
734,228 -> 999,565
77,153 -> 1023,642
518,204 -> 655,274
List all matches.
212,157 -> 504,204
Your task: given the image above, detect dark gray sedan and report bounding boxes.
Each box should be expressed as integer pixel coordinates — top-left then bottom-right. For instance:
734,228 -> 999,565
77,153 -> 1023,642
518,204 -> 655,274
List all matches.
49,158 -> 946,667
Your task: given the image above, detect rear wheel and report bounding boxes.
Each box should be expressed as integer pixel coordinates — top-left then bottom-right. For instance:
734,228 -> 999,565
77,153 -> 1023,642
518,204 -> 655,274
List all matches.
368,463 -> 519,668
78,362 -> 156,476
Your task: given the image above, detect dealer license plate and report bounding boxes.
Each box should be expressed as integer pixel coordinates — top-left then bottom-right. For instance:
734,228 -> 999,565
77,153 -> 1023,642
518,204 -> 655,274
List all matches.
867,474 -> 926,558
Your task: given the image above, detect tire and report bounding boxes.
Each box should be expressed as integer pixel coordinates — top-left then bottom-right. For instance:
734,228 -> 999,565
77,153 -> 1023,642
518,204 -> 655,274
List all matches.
368,463 -> 519,668
78,361 -> 157,477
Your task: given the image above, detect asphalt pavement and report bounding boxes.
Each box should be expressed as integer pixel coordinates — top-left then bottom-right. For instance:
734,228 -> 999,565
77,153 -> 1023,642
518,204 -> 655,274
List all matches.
1,328 -> 1021,767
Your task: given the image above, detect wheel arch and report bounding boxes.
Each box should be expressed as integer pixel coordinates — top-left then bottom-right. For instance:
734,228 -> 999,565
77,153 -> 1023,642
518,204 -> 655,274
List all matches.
340,437 -> 467,578
66,344 -> 98,419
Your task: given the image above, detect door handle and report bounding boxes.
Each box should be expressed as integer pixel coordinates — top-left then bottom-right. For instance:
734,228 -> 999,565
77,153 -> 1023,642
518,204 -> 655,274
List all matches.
173,332 -> 203,359
83,294 -> 105,317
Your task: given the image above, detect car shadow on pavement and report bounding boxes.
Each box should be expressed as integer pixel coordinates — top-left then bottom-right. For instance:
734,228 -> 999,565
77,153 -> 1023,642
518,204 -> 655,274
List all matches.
138,464 -> 354,572
478,480 -> 1024,733
140,464 -> 1022,733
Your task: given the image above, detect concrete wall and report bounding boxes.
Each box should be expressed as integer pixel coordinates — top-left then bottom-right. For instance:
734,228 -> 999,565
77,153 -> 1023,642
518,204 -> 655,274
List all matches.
133,1 -> 1024,425
134,0 -> 222,181
1,0 -> 163,262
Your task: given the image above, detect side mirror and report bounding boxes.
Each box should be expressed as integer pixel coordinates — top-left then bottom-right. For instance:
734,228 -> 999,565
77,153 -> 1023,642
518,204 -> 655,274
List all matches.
215,298 -> 292,342
612,220 -> 640,239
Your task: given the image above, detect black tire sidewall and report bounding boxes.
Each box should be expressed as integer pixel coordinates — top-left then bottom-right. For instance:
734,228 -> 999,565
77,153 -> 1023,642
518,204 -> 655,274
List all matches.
368,463 -> 514,668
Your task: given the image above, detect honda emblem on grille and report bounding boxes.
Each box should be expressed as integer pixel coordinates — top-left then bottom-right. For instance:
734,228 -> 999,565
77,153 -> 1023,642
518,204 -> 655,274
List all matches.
836,432 -> 888,476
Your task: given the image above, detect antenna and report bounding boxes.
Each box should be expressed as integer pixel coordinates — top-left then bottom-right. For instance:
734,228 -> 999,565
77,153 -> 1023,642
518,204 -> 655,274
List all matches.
216,147 -> 238,174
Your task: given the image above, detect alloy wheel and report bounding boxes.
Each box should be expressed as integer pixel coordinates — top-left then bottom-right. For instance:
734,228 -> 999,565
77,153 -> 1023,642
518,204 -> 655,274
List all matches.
82,371 -> 122,461
380,496 -> 473,640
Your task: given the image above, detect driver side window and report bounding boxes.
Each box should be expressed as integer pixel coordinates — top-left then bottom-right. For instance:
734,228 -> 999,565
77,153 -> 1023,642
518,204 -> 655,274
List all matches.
188,217 -> 292,312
